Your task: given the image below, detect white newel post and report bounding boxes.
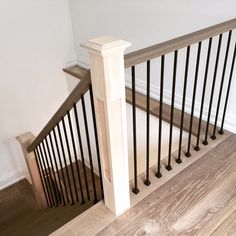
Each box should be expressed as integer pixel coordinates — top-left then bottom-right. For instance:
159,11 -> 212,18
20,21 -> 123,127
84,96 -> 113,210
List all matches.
81,36 -> 131,215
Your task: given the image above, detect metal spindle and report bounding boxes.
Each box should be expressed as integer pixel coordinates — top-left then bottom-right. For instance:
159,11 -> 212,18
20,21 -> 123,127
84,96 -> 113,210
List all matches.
45,136 -> 61,206
203,35 -> 222,145
62,115 -> 79,203
195,38 -> 213,149
67,110 -> 85,204
219,42 -> 236,134
177,46 -> 191,163
57,123 -> 74,204
144,61 -> 151,185
53,127 -> 70,204
156,55 -> 165,178
81,94 -> 98,203
34,148 -> 50,207
168,51 -> 178,166
48,132 -> 66,205
42,140 -> 58,206
73,104 -> 90,201
212,30 -> 232,139
39,143 -> 55,206
89,86 -> 104,198
132,66 -> 139,193
186,42 -> 202,157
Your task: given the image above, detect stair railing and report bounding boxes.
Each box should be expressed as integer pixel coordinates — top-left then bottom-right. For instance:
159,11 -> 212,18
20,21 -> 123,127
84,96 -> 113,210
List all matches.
17,18 -> 236,216
124,18 -> 236,194
17,71 -> 104,208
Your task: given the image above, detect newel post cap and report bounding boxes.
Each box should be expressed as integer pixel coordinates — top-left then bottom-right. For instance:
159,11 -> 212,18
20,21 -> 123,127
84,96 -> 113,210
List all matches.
81,36 -> 131,55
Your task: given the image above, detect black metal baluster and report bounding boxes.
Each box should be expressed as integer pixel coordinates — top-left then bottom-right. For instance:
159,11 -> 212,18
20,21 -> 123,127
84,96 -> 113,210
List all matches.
89,86 -> 104,199
132,66 -> 139,193
168,51 -> 178,166
57,123 -> 74,204
177,46 -> 191,163
203,35 -> 222,145
42,139 -> 58,206
73,104 -> 90,201
45,136 -> 60,206
34,148 -> 50,207
39,143 -> 55,206
144,60 -> 151,185
195,38 -> 213,150
81,94 -> 98,203
186,42 -> 202,157
48,132 -> 66,205
37,144 -> 53,206
68,110 -> 85,204
156,55 -> 165,178
62,115 -> 79,203
53,127 -> 70,204
219,42 -> 236,134
212,30 -> 232,140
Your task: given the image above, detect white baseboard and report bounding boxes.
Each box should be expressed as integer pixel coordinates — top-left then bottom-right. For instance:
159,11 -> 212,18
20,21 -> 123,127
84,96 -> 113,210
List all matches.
125,75 -> 236,134
0,169 -> 25,191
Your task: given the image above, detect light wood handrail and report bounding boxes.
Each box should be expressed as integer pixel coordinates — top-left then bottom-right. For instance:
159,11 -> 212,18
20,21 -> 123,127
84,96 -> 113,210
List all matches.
124,18 -> 236,68
28,69 -> 91,152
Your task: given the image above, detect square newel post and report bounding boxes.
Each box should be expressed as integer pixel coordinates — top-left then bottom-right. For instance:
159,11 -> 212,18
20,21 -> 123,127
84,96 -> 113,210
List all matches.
16,132 -> 47,208
81,36 -> 131,215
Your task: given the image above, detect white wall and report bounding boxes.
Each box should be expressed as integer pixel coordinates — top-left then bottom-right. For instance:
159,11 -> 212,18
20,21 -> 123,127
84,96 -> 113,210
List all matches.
0,0 -> 76,190
69,0 -> 236,132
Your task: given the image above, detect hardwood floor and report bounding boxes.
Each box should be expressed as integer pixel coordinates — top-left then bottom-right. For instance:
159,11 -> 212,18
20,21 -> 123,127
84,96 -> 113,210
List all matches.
211,210 -> 236,236
96,134 -> 236,236
0,162 -> 102,236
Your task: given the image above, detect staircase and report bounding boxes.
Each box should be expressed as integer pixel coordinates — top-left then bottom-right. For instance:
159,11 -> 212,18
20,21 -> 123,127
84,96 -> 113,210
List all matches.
14,18 -> 236,235
0,179 -> 93,236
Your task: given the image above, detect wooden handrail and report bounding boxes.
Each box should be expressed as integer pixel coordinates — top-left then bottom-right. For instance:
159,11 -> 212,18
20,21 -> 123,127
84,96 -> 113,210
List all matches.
63,66 -> 88,80
125,18 -> 236,68
28,69 -> 91,152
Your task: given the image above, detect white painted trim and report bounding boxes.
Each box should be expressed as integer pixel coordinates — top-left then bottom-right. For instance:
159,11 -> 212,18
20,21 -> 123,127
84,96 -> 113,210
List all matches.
0,168 -> 25,191
63,58 -> 78,68
125,74 -> 236,134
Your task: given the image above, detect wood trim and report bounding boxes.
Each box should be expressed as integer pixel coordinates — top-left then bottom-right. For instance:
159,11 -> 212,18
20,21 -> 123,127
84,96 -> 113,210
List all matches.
16,132 -> 47,208
124,18 -> 236,68
63,65 -> 88,80
28,70 -> 91,152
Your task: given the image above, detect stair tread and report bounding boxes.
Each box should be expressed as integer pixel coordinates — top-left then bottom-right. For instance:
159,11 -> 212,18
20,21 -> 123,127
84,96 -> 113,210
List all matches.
0,178 -> 95,236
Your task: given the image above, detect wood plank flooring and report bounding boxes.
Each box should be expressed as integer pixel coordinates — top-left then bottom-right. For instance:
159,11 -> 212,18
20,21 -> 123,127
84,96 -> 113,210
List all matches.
97,134 -> 236,236
211,210 -> 236,236
0,160 -> 102,236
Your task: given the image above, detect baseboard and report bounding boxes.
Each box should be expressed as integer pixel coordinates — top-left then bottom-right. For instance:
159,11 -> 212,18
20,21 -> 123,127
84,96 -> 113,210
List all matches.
0,169 -> 25,191
125,75 -> 236,134
63,58 -> 78,68
76,57 -> 90,70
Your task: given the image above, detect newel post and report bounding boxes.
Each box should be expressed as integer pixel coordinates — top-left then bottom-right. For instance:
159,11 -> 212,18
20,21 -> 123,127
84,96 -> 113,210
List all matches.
16,132 -> 47,208
81,36 -> 131,215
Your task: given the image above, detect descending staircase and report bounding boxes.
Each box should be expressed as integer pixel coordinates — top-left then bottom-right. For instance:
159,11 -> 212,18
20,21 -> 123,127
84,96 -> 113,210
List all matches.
55,161 -> 103,204
0,179 -> 93,236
